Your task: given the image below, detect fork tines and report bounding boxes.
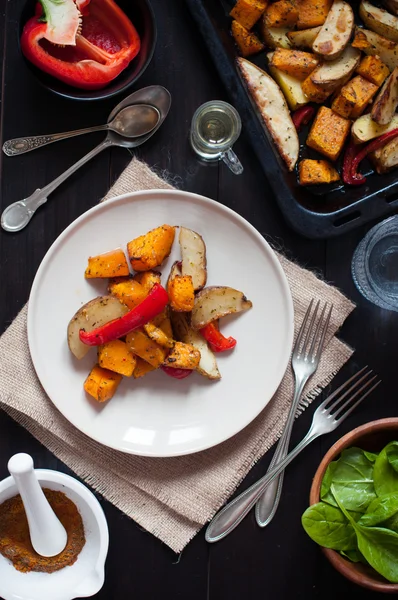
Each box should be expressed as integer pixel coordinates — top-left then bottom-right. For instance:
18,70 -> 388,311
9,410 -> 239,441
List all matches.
295,299 -> 333,362
319,367 -> 381,423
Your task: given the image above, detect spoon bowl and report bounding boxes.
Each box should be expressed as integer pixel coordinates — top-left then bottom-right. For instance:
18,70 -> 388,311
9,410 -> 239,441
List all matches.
109,104 -> 160,137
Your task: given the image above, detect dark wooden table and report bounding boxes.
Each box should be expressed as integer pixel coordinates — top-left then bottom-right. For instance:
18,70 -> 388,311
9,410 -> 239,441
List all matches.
0,1 -> 397,598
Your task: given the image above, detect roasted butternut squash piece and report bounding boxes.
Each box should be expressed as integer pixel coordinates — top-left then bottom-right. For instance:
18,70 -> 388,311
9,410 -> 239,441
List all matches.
167,275 -> 195,312
84,248 -> 129,279
264,0 -> 298,27
298,159 -> 340,185
306,106 -> 351,161
356,55 -> 390,87
127,225 -> 175,272
163,342 -> 201,370
133,357 -> 157,379
331,75 -> 378,119
108,277 -> 147,310
84,365 -> 122,403
126,329 -> 167,368
269,48 -> 319,80
98,340 -> 137,377
230,0 -> 268,30
132,270 -> 162,293
296,0 -> 332,29
301,76 -> 332,102
231,20 -> 265,56
144,322 -> 174,348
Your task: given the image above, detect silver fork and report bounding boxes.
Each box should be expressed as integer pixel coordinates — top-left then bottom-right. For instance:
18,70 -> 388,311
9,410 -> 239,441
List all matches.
255,299 -> 332,528
205,367 -> 381,543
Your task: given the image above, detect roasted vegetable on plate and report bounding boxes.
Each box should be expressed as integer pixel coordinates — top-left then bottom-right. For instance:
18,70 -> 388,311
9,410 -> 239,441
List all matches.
67,224 -> 253,403
230,0 -> 398,185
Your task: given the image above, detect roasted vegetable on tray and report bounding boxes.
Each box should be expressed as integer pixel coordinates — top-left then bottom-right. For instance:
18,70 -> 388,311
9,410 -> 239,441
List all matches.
67,225 -> 253,403
230,0 -> 398,184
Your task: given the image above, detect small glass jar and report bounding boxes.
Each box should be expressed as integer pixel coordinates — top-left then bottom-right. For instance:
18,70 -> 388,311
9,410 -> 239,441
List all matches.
352,215 -> 398,311
190,100 -> 243,175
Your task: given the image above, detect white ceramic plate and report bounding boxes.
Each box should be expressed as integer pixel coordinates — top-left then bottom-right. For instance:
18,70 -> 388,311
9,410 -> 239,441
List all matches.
28,190 -> 294,457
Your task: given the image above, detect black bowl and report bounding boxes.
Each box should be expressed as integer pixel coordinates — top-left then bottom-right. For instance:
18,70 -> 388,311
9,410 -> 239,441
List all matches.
19,0 -> 157,101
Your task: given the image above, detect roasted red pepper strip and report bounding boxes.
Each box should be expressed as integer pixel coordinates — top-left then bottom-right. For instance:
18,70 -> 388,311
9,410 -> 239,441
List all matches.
21,0 -> 141,90
200,322 -> 237,353
343,129 -> 398,186
79,284 -> 169,346
161,367 -> 193,380
292,106 -> 315,132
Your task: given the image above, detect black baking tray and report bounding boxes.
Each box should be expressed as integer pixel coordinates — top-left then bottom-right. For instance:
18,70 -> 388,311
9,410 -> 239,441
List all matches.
185,0 -> 398,239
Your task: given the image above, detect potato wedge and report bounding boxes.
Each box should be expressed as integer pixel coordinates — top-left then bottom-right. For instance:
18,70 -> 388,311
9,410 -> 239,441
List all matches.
191,286 -> 253,330
268,63 -> 309,109
384,0 -> 398,16
313,1 -> 354,61
127,224 -> 175,271
237,57 -> 299,170
287,26 -> 322,49
260,19 -> 292,49
371,67 -> 398,124
351,113 -> 398,143
269,48 -> 319,81
179,227 -> 207,291
170,312 -> 221,380
360,1 -> 398,44
162,341 -> 201,370
371,136 -> 398,172
352,27 -> 398,71
84,248 -> 129,279
68,296 -> 128,360
310,46 -> 361,90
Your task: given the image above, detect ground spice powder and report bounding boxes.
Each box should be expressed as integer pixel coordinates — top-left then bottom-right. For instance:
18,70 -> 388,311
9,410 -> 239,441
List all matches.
0,488 -> 85,573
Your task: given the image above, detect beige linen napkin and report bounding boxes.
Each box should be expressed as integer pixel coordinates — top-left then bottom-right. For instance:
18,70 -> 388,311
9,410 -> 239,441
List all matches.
0,158 -> 355,553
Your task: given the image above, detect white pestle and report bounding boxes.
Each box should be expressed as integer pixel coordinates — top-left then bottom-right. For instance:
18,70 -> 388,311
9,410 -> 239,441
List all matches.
7,453 -> 68,557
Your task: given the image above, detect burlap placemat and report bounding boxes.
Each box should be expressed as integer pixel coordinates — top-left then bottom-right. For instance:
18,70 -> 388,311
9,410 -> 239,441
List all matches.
0,158 -> 355,553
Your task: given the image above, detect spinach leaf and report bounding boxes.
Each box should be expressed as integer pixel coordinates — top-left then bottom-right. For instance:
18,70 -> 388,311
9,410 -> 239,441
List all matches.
385,513 -> 398,534
364,451 -> 379,463
340,548 -> 364,563
386,442 -> 398,474
332,484 -> 398,583
359,493 -> 398,527
321,447 -> 376,512
301,502 -> 357,551
374,443 -> 398,496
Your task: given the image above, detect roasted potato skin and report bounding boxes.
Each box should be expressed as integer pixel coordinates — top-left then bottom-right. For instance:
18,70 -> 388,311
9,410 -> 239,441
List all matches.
359,0 -> 398,44
313,1 -> 354,61
85,248 -> 129,279
287,26 -> 322,49
84,365 -> 122,403
127,225 -> 175,271
371,67 -> 398,124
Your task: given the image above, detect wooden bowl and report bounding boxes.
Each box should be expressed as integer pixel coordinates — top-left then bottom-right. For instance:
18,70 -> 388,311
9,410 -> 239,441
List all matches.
309,418 -> 398,594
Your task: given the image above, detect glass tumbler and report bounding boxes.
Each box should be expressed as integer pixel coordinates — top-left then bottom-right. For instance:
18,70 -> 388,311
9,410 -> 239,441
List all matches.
190,100 -> 243,175
351,215 -> 398,311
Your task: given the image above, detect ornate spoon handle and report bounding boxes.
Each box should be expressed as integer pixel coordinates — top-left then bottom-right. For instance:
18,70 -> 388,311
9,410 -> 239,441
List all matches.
3,125 -> 107,156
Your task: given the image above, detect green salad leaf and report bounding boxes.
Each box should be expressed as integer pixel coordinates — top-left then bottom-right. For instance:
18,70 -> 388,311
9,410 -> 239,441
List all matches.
301,502 -> 356,551
364,451 -> 379,463
340,548 -> 364,563
332,484 -> 398,583
386,442 -> 398,474
359,493 -> 398,527
321,447 -> 376,512
374,443 -> 398,496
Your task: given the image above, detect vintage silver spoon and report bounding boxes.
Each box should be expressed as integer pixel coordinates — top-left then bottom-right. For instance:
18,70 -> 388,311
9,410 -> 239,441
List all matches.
2,104 -> 160,157
1,85 -> 171,233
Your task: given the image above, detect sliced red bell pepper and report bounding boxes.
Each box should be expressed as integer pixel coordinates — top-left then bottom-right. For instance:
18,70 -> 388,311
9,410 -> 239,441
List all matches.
200,321 -> 237,353
343,129 -> 398,186
79,284 -> 169,346
161,367 -> 193,380
292,106 -> 315,132
21,0 -> 141,90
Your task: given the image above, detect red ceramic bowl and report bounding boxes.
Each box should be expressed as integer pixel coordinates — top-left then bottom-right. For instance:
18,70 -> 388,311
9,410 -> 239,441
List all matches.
309,418 -> 398,594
